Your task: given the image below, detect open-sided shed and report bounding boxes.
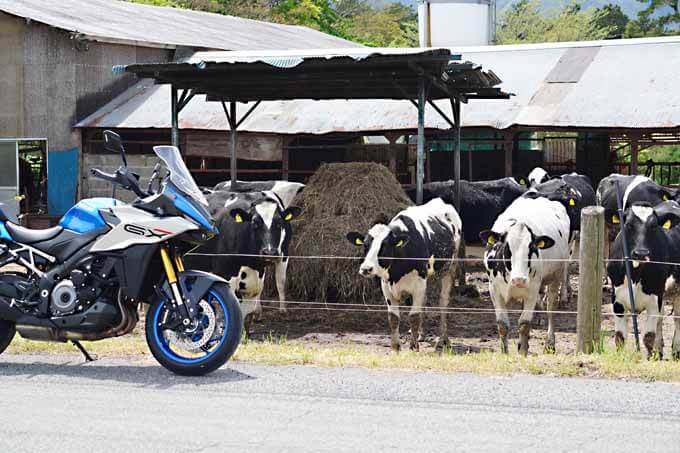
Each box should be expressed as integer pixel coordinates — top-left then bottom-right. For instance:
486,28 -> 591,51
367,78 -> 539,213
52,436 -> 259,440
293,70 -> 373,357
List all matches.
121,47 -> 509,206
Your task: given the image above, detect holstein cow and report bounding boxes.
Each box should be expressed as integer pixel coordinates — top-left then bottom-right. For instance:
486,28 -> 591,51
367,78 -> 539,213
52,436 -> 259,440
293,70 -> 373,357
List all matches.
480,196 -> 570,355
607,201 -> 680,358
597,174 -> 674,246
406,177 -> 527,243
213,180 -> 304,209
346,198 -> 463,351
195,190 -> 301,334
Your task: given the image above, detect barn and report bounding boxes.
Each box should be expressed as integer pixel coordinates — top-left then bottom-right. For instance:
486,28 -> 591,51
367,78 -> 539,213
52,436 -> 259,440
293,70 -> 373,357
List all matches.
0,0 -> 358,221
76,36 -> 680,193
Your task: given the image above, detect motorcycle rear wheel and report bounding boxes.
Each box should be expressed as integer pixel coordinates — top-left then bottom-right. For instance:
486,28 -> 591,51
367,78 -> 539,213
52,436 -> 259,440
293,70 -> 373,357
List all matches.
0,320 -> 16,355
146,282 -> 242,376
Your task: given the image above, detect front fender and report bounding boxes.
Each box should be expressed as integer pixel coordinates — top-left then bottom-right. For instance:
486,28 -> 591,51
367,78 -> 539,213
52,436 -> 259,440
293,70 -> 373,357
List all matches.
162,270 -> 232,313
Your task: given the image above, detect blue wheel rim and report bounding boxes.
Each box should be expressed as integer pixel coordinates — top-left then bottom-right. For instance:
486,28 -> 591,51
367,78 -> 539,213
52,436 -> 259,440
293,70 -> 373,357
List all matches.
152,289 -> 229,365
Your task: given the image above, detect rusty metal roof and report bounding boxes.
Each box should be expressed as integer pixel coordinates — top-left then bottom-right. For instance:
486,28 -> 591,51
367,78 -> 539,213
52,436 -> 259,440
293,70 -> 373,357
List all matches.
122,48 -> 508,102
77,36 -> 680,132
0,0 -> 359,50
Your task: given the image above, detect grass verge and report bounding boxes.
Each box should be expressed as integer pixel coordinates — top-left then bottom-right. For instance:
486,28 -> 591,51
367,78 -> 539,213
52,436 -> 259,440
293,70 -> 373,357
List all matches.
7,334 -> 680,382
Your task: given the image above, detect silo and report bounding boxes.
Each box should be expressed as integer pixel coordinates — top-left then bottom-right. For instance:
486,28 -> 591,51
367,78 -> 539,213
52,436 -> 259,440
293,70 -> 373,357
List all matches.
418,0 -> 496,47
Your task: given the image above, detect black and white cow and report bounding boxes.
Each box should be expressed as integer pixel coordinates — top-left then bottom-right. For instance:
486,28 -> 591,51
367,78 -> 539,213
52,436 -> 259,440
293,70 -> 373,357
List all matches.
480,196 -> 571,355
597,174 -> 674,242
193,190 -> 301,334
213,180 -> 304,209
406,177 -> 527,243
346,198 -> 463,351
607,201 -> 680,358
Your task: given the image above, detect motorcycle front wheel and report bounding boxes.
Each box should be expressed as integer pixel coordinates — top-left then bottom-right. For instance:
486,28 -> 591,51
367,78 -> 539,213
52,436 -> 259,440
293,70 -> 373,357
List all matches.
146,282 -> 242,376
0,320 -> 15,355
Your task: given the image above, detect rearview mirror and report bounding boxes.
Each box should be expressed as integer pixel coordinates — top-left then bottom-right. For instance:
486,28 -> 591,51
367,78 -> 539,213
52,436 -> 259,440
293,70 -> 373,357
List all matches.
103,130 -> 127,167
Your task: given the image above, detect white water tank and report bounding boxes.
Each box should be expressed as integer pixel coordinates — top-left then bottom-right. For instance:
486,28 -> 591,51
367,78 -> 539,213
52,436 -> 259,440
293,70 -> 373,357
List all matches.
418,0 -> 496,47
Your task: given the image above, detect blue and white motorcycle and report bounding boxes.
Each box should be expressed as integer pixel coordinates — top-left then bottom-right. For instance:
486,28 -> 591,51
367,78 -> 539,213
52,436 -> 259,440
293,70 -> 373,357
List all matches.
0,131 -> 241,376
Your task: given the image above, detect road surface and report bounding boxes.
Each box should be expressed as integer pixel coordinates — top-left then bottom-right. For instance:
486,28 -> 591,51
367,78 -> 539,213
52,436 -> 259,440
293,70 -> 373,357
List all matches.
1,354 -> 679,452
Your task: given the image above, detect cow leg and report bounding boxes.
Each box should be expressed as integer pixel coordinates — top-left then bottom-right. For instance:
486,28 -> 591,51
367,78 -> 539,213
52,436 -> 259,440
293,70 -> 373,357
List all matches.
673,298 -> 680,360
275,258 -> 289,313
409,280 -> 426,351
456,241 -> 466,287
613,299 -> 628,350
241,297 -> 260,339
655,309 -> 664,359
643,296 -> 661,359
544,282 -> 560,353
435,273 -> 453,351
518,293 -> 539,357
387,298 -> 401,352
490,286 -> 509,354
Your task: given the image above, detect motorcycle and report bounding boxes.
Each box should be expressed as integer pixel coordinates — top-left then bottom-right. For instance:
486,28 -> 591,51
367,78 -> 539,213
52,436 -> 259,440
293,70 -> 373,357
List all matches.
0,131 -> 242,376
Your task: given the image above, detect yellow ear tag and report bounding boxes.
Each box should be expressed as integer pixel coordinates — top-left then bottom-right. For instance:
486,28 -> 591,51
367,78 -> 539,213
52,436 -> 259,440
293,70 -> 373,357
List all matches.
536,240 -> 546,249
234,213 -> 243,223
663,194 -> 670,201
396,239 -> 405,248
284,213 -> 293,221
568,198 -> 575,206
354,238 -> 364,246
519,178 -> 526,186
663,219 -> 672,229
487,236 -> 496,246
612,215 -> 620,224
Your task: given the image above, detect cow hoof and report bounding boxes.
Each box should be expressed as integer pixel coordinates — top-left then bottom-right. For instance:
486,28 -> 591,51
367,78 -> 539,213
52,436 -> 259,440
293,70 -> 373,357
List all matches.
643,332 -> 656,357
672,351 -> 680,361
614,331 -> 625,350
391,342 -> 401,352
409,341 -> 419,352
435,338 -> 450,352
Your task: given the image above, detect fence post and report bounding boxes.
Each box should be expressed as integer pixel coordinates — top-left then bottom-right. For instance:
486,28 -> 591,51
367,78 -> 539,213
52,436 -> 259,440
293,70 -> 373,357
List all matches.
577,206 -> 605,353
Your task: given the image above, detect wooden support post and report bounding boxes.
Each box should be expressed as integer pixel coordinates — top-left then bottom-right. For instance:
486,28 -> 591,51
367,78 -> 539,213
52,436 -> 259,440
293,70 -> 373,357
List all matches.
577,206 -> 605,354
282,143 -> 290,181
503,130 -> 513,177
171,86 -> 179,149
452,97 -> 462,211
630,134 -> 639,175
416,78 -> 426,205
229,102 -> 237,187
384,133 -> 399,176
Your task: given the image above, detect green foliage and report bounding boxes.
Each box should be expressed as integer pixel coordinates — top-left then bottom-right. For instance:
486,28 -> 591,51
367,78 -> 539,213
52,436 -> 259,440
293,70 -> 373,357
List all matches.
497,0 -> 614,43
344,4 -> 418,47
592,4 -> 630,39
625,0 -> 680,37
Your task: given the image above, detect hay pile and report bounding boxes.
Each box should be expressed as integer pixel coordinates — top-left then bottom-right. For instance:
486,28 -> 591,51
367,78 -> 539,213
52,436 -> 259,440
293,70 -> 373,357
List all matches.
287,162 -> 413,303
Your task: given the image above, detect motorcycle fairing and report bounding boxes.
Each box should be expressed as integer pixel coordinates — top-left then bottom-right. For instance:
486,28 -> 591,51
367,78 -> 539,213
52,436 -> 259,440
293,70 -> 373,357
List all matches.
59,198 -> 120,233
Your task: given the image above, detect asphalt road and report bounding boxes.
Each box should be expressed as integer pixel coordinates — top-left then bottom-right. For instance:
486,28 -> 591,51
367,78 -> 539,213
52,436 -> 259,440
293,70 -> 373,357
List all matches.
1,354 -> 679,452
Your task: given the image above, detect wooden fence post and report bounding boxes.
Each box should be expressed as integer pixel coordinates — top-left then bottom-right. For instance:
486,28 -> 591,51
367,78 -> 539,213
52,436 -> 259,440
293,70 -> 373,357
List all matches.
577,206 -> 605,353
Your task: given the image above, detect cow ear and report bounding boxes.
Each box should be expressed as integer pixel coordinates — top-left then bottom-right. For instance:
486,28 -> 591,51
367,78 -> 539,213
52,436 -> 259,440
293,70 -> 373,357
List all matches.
533,235 -> 555,249
659,214 -> 680,230
392,232 -> 409,248
515,176 -> 527,186
479,230 -> 499,247
230,208 -> 251,223
282,206 -> 302,222
660,190 -> 672,202
346,232 -> 365,246
612,214 -> 620,224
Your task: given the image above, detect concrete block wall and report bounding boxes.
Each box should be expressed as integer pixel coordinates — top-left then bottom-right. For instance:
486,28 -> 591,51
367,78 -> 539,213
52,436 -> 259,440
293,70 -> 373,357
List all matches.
82,153 -> 159,202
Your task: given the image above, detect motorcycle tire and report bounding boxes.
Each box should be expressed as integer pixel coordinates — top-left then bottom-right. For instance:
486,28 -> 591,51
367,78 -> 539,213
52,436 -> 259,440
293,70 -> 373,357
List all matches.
0,320 -> 16,356
146,282 -> 242,376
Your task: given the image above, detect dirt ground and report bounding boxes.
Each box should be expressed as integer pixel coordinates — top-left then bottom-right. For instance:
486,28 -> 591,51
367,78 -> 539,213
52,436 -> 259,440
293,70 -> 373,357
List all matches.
251,263 -> 680,357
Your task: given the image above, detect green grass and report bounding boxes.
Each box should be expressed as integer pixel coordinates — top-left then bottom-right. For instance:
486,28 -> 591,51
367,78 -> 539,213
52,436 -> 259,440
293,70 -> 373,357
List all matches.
7,334 -> 680,382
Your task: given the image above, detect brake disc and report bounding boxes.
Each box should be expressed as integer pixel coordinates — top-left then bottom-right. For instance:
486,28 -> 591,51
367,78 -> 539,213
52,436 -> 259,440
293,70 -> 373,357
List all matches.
165,300 -> 216,352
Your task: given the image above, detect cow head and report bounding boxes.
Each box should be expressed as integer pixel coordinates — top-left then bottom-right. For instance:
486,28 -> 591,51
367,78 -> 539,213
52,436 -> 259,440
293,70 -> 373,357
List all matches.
230,195 -> 301,259
480,223 -> 555,288
346,222 -> 409,280
523,180 -> 581,232
527,167 -> 550,188
616,201 -> 680,268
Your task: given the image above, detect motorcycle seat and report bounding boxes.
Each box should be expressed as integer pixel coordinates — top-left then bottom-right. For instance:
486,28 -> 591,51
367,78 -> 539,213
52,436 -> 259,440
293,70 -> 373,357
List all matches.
5,222 -> 63,244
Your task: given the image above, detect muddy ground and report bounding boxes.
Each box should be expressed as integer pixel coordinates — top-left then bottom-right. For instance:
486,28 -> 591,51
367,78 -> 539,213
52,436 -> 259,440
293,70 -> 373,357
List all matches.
251,265 -> 679,357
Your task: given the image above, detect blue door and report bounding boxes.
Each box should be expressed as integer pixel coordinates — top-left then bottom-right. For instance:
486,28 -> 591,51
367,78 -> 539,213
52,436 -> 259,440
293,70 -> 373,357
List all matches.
48,148 -> 79,216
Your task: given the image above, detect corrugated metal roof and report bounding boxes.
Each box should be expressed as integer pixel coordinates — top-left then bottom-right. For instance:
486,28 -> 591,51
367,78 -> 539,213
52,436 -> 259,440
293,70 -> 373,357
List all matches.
0,0 -> 359,50
77,36 -> 680,132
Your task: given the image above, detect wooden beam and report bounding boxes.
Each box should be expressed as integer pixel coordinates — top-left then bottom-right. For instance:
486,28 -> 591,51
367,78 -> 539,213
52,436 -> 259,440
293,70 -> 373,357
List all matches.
503,130 -> 514,177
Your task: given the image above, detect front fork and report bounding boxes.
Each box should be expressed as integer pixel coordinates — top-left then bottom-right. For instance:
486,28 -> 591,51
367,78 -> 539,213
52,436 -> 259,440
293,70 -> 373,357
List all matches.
159,245 -> 193,326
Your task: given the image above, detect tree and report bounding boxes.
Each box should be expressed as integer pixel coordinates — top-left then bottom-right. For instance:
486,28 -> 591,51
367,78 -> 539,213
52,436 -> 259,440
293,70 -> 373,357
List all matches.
626,0 -> 680,37
591,4 -> 630,39
496,0 -> 551,44
344,4 -> 418,47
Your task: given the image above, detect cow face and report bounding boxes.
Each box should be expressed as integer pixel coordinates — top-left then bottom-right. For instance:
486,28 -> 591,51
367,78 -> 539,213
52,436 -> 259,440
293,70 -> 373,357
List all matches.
524,180 -> 581,231
230,199 -> 301,258
618,202 -> 680,268
347,224 -> 409,280
527,167 -> 550,188
480,224 -> 555,288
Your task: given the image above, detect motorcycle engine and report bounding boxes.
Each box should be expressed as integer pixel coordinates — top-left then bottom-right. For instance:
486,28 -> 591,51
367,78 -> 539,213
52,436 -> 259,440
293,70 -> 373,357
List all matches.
51,280 -> 78,315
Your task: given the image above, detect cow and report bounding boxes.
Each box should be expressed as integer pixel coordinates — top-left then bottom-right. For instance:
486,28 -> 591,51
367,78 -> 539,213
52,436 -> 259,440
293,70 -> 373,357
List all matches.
480,196 -> 571,355
597,174 -> 674,244
523,171 -> 597,305
607,201 -> 680,358
213,180 -> 304,209
406,177 -> 527,243
346,198 -> 463,352
191,190 -> 301,335
527,167 -> 550,188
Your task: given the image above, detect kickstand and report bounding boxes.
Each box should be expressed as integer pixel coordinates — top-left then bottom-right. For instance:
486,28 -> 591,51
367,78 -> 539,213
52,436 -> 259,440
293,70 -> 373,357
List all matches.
72,340 -> 96,362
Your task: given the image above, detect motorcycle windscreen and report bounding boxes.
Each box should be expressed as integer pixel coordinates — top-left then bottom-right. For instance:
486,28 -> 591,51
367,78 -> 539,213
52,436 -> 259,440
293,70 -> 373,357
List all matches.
153,146 -> 208,207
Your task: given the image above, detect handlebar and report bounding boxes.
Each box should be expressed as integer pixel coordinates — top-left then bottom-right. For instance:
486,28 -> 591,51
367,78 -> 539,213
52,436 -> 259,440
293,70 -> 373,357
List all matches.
91,167 -> 149,199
